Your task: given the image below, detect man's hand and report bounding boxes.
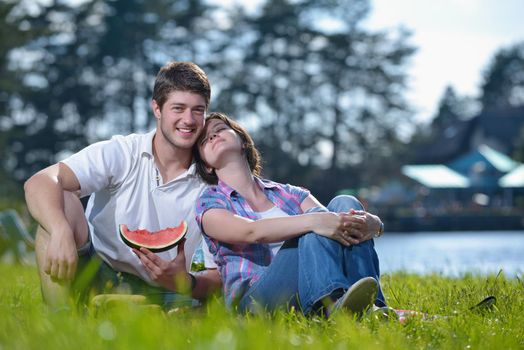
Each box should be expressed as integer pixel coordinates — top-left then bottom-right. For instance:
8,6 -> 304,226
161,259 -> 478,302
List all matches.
133,240 -> 192,293
44,226 -> 78,282
344,209 -> 382,243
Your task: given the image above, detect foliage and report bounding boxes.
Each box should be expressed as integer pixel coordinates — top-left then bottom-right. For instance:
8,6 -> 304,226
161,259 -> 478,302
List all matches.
480,41 -> 524,111
431,86 -> 480,130
409,85 -> 481,157
0,0 -> 34,182
0,1 -> 31,115
213,0 -> 416,196
1,0 -> 217,181
512,126 -> 524,162
0,0 -> 416,201
1,263 -> 522,349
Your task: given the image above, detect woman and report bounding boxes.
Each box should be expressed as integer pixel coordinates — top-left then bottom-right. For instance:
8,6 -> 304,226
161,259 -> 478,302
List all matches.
195,112 -> 387,316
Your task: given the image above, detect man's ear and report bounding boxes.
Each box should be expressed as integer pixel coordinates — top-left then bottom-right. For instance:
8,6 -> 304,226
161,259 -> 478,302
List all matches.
151,99 -> 161,120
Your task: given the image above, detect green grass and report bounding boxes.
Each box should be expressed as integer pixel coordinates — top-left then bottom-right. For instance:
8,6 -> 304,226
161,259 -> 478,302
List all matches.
1,263 -> 523,349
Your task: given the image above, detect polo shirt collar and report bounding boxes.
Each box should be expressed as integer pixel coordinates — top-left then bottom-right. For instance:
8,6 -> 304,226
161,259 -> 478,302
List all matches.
142,129 -> 198,177
142,129 -> 156,157
217,176 -> 278,197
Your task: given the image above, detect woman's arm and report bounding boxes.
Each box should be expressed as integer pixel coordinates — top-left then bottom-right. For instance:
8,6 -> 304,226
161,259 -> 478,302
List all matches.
303,193 -> 382,243
300,194 -> 381,243
201,208 -> 354,246
299,193 -> 324,212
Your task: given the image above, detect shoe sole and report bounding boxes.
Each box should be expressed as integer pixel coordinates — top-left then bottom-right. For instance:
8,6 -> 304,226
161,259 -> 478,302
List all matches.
338,277 -> 378,315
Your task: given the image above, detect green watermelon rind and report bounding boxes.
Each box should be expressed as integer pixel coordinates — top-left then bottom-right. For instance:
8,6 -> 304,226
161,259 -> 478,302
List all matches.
119,222 -> 187,252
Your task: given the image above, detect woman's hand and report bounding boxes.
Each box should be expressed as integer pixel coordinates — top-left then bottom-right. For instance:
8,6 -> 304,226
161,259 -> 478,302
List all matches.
311,212 -> 360,246
343,209 -> 382,243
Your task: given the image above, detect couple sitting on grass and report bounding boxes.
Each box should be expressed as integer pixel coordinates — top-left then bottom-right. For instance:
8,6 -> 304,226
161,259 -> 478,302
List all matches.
24,61 -> 387,317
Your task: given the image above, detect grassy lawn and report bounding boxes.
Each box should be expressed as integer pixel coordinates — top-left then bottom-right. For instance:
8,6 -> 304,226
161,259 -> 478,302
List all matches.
0,263 -> 522,349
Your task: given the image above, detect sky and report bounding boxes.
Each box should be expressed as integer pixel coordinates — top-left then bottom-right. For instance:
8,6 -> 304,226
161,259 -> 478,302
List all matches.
362,0 -> 524,123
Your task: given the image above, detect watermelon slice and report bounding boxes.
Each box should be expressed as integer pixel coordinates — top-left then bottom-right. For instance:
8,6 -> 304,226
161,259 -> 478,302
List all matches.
119,221 -> 187,252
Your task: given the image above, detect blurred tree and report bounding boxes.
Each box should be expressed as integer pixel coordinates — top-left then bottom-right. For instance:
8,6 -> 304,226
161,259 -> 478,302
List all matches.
3,0 -> 108,181
0,0 -> 37,185
1,0 -> 216,181
404,85 -> 480,166
212,0 -> 415,199
432,86 -> 463,130
0,1 -> 30,119
2,0 -> 416,202
313,23 -> 414,193
92,0 -> 216,134
512,126 -> 524,162
480,41 -> 524,111
212,0 -> 315,184
431,86 -> 479,131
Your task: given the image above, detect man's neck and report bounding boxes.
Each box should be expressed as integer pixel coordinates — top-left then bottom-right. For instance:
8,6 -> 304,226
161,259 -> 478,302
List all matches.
152,134 -> 193,184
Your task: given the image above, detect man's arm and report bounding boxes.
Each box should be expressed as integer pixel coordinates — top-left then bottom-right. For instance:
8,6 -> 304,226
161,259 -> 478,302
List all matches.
25,162 -> 81,231
191,269 -> 221,300
24,162 -> 82,281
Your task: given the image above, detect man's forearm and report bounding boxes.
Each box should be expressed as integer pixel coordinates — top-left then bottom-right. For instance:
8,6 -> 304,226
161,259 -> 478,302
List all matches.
191,269 -> 221,300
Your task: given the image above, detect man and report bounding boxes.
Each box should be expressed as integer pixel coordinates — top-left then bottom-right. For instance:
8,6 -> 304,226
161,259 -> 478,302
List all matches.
24,61 -> 221,309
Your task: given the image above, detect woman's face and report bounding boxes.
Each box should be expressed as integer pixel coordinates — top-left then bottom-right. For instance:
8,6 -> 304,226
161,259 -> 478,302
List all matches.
198,118 -> 243,169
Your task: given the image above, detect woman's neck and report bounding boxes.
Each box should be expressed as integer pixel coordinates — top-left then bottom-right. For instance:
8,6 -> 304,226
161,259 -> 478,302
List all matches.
215,160 -> 273,211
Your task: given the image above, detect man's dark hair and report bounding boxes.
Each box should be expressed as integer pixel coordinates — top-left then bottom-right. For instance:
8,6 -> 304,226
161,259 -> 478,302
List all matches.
152,61 -> 211,109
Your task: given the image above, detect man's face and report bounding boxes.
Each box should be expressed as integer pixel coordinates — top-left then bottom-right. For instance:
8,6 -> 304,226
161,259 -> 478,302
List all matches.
152,91 -> 206,150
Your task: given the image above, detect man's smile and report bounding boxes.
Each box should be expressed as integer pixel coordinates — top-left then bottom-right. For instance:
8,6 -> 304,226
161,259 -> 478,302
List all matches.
176,127 -> 196,136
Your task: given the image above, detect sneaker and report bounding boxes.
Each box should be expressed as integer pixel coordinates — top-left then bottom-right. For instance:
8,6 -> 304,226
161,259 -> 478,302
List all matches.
328,277 -> 378,317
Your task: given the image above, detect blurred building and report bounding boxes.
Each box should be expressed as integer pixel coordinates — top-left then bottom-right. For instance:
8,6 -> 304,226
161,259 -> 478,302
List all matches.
383,106 -> 524,231
411,106 -> 524,165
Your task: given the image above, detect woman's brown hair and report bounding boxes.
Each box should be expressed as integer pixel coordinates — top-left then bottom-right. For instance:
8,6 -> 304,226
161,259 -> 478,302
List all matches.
194,112 -> 262,184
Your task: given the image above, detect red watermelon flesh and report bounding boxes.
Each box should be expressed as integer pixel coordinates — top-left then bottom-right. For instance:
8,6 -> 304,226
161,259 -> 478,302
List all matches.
119,221 -> 187,252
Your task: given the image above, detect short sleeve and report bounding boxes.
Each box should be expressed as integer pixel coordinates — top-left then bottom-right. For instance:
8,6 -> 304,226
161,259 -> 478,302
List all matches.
195,187 -> 231,233
279,183 -> 310,205
61,135 -> 133,198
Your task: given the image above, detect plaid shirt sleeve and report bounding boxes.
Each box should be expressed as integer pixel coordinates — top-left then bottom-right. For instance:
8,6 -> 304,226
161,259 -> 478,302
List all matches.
278,183 -> 311,205
195,186 -> 231,233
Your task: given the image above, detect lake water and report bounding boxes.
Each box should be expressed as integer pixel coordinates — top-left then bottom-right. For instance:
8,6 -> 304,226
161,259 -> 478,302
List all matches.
374,231 -> 524,277
189,231 -> 524,278
6,231 -> 523,278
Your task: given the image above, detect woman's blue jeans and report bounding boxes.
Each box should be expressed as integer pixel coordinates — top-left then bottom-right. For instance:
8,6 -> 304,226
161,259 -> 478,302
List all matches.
238,195 -> 386,314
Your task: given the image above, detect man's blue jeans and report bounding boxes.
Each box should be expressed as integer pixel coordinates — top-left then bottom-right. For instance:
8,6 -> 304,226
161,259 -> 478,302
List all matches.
238,195 -> 386,314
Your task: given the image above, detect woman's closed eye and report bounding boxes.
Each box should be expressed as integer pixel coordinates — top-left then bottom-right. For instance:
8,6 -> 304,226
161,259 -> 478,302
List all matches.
214,126 -> 227,134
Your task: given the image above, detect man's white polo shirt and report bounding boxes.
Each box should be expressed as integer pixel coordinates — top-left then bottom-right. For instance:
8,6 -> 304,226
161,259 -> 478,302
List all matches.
62,130 -> 215,285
